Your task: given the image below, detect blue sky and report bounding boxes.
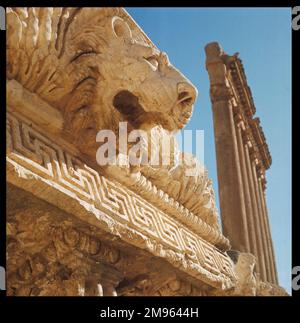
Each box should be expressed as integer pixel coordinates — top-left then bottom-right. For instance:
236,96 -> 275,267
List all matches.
126,7 -> 292,293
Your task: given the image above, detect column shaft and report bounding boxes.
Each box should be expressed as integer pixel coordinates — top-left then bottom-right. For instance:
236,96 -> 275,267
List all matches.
212,99 -> 249,252
258,179 -> 279,284
244,144 -> 266,280
236,125 -> 256,255
251,162 -> 272,282
257,178 -> 276,283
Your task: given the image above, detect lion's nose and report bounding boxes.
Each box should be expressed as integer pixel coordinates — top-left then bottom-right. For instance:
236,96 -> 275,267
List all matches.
177,82 -> 197,108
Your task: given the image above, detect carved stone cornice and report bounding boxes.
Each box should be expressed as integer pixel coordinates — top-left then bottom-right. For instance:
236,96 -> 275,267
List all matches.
8,183 -> 227,296
249,118 -> 272,170
228,59 -> 272,172
6,110 -> 236,291
228,58 -> 256,118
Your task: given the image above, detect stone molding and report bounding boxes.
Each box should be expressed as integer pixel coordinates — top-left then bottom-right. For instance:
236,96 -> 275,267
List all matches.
7,110 -> 236,290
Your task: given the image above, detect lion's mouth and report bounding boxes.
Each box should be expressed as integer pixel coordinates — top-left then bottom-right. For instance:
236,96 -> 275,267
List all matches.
113,90 -> 147,128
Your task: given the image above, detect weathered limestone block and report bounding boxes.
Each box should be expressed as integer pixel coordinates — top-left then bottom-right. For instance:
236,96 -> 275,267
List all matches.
230,251 -> 257,296
256,281 -> 289,296
6,113 -> 236,293
211,251 -> 288,296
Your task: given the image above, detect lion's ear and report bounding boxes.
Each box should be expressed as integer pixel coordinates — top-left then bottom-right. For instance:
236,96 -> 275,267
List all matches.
112,16 -> 132,40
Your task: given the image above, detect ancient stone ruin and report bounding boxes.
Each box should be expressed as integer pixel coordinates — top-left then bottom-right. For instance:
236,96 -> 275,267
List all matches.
6,7 -> 287,296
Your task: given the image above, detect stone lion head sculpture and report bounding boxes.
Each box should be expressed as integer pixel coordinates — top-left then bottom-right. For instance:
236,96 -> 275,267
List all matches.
7,7 -> 220,230
7,7 -> 197,154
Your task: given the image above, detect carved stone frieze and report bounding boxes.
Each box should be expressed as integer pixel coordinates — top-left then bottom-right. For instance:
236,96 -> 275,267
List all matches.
7,111 -> 236,292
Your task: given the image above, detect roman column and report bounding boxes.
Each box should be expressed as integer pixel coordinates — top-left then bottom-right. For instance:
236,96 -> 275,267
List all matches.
250,157 -> 271,282
241,140 -> 266,281
251,162 -> 273,283
257,176 -> 279,284
235,120 -> 257,256
205,42 -> 249,252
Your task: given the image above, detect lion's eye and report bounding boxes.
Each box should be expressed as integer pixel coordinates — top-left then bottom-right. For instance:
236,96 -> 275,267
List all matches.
145,56 -> 159,70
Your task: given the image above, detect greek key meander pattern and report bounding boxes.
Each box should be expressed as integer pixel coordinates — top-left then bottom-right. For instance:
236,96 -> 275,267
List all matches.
6,112 -> 236,287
